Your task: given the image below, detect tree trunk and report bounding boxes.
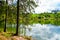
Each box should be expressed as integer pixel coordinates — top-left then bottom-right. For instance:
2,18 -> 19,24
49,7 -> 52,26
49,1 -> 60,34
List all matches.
4,0 -> 8,32
15,0 -> 19,35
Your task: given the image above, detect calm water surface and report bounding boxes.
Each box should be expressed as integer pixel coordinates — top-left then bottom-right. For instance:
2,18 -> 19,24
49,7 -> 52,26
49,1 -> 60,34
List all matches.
26,23 -> 60,40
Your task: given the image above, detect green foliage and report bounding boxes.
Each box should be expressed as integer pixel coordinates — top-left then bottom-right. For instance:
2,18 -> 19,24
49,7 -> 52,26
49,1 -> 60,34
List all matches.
0,0 -> 60,36
32,12 -> 60,25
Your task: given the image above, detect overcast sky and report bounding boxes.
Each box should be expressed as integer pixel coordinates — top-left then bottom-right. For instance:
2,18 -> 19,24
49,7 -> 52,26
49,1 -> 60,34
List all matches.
35,0 -> 60,13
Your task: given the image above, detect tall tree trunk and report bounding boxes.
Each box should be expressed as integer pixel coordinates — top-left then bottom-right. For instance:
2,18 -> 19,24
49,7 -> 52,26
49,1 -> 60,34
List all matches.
4,0 -> 8,32
15,0 -> 19,35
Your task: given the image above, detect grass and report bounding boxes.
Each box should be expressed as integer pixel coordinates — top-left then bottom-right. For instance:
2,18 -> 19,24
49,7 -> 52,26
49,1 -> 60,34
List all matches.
0,27 -> 16,37
0,27 -> 32,40
0,32 -> 32,40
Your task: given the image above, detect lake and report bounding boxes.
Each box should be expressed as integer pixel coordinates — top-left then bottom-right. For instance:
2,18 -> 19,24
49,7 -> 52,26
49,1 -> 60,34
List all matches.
5,23 -> 60,40
25,23 -> 60,40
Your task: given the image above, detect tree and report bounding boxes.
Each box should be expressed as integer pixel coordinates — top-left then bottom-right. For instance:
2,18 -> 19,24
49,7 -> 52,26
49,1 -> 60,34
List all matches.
15,0 -> 19,35
5,0 -> 37,35
19,0 -> 37,13
14,0 -> 37,35
4,0 -> 8,32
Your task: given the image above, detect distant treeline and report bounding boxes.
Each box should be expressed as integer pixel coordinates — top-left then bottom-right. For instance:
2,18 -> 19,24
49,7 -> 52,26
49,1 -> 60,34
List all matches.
0,12 -> 60,26
32,12 -> 60,25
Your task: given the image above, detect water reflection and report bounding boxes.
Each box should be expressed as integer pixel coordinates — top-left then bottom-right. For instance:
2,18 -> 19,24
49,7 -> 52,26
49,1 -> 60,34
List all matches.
26,24 -> 60,40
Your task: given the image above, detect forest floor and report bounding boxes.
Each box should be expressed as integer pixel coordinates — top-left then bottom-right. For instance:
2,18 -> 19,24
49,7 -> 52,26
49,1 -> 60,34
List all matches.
0,32 -> 32,40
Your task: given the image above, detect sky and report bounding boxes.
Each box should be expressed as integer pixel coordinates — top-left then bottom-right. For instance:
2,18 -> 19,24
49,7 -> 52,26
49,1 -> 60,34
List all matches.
8,0 -> 60,13
35,0 -> 60,13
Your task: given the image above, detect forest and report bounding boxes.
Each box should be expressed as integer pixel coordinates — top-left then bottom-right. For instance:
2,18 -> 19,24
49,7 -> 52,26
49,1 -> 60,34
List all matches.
0,0 -> 60,40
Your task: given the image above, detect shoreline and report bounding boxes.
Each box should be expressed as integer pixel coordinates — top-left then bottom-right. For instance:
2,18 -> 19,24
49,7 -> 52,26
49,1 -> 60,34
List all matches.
0,32 -> 32,40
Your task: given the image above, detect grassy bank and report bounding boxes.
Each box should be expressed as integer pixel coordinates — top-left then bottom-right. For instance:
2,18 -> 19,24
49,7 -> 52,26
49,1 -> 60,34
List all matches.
0,32 -> 32,40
